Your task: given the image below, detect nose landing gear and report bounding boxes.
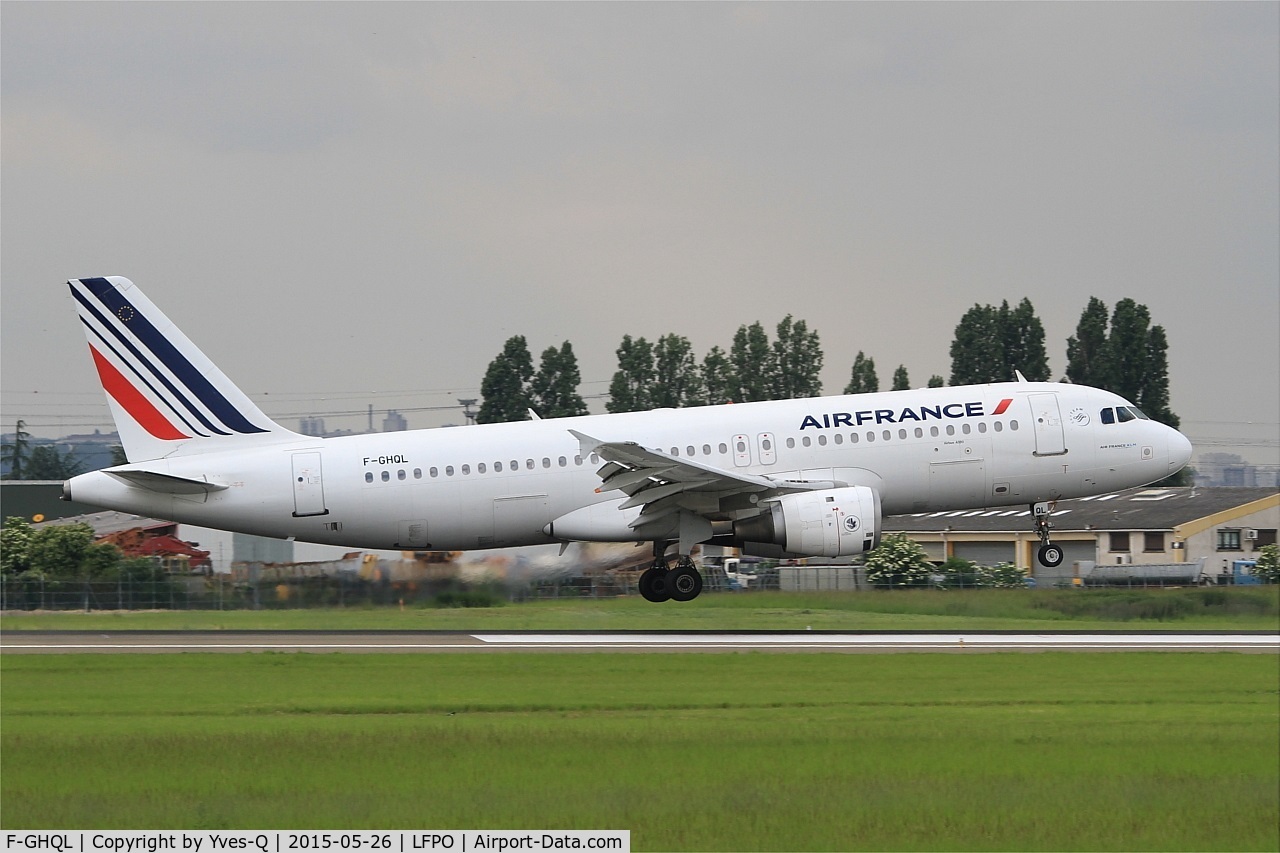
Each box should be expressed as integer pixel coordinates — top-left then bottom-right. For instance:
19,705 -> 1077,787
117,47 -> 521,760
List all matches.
1033,501 -> 1064,567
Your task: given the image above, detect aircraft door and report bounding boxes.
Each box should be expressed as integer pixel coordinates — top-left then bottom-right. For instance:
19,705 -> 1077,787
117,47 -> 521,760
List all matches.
1028,393 -> 1067,457
732,434 -> 752,467
291,451 -> 328,517
757,433 -> 777,465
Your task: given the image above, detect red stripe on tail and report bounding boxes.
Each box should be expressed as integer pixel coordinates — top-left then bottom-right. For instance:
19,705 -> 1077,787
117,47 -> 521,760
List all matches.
90,346 -> 189,440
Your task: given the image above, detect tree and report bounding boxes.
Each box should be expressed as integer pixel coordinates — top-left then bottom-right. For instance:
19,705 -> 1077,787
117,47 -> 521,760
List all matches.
949,304 -> 1005,385
1254,544 -> 1279,584
701,345 -> 737,405
1,420 -> 30,480
1105,298 -> 1151,406
844,351 -> 879,394
771,315 -> 823,399
927,375 -> 945,388
864,533 -> 935,588
891,365 -> 910,391
606,335 -> 655,413
23,446 -> 84,480
530,342 -> 589,418
1141,324 -> 1179,429
974,562 -> 1029,588
729,322 -> 775,402
950,299 -> 1049,385
1001,298 -> 1050,381
651,334 -> 705,408
477,336 -> 534,424
1066,296 -> 1111,387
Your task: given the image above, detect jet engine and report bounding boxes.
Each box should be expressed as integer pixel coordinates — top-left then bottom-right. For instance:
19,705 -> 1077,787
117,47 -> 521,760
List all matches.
733,485 -> 881,558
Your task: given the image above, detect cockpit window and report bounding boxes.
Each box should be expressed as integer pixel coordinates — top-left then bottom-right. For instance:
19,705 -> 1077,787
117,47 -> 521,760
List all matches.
1116,407 -> 1136,423
1101,408 -> 1115,425
1130,406 -> 1150,420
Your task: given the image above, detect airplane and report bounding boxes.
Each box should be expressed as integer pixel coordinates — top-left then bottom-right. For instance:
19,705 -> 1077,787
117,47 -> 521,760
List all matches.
61,276 -> 1193,602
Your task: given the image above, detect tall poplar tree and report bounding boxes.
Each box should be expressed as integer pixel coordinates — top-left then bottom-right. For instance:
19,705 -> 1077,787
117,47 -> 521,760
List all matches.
477,336 -> 534,424
949,304 -> 1004,385
701,346 -> 736,405
771,315 -> 823,399
844,351 -> 879,394
729,322 -> 776,402
651,334 -> 705,408
892,365 -> 910,391
530,342 -> 589,418
606,335 -> 655,413
1065,296 -> 1111,387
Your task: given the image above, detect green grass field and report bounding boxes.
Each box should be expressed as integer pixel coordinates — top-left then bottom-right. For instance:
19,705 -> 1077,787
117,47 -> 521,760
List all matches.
3,586 -> 1278,632
3,652 -> 1277,851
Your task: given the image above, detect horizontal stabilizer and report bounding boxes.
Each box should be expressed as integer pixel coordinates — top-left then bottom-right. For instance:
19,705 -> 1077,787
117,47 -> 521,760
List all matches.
107,470 -> 229,495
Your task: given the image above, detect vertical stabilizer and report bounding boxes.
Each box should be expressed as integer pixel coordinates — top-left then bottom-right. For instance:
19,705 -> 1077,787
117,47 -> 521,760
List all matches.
69,276 -> 302,462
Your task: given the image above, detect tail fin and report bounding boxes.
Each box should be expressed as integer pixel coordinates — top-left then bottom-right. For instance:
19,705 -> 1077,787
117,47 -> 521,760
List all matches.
69,276 -> 302,462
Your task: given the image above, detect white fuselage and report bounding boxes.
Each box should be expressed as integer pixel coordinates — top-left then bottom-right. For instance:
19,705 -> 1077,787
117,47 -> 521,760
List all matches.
66,381 -> 1190,552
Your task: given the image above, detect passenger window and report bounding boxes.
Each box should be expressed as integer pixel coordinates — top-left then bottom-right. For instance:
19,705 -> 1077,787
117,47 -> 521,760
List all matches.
671,447 -> 679,456
687,445 -> 696,456
574,455 -> 583,466
993,422 -> 1003,433
495,462 -> 503,472
818,435 -> 827,446
834,434 -> 843,445
397,469 -> 406,480
786,438 -> 796,449
719,443 -> 728,454
414,468 -> 422,479
802,436 -> 812,447
1101,408 -> 1115,424
866,432 -> 875,443
590,453 -> 600,464
526,459 -> 535,470
946,425 -> 955,436
977,423 -> 987,434
898,429 -> 907,440
850,433 -> 859,444
381,471 -> 390,482
558,456 -> 567,467
461,464 -> 470,475
478,463 -> 487,474
542,457 -> 551,468
1010,420 -> 1019,431
445,466 -> 454,476
511,460 -> 519,471
882,430 -> 891,441
914,428 -> 923,438
961,424 -> 971,435
702,444 -> 711,455
930,426 -> 939,437
430,467 -> 439,477
365,472 -> 373,483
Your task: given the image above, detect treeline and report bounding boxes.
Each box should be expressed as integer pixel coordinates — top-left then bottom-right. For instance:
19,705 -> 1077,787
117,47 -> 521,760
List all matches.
476,296 -> 1180,428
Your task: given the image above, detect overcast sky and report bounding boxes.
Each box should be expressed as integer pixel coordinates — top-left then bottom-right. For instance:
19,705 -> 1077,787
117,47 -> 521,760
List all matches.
3,2 -> 1277,464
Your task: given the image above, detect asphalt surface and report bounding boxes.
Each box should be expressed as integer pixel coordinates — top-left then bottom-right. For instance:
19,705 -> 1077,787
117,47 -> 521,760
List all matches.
2,630 -> 1276,653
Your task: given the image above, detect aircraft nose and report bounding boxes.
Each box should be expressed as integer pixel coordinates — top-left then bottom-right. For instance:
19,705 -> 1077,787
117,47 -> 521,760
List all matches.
1168,428 -> 1193,472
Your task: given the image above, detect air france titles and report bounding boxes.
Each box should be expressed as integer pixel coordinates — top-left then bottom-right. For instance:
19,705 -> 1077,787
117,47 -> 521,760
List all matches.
799,399 -> 1012,430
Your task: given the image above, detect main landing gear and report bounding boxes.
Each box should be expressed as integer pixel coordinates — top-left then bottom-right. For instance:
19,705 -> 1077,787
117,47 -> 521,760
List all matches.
1032,501 -> 1064,568
639,544 -> 704,603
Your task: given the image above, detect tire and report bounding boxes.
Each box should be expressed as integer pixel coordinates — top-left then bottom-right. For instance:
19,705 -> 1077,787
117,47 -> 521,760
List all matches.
639,566 -> 671,603
1038,544 -> 1064,568
668,564 -> 704,602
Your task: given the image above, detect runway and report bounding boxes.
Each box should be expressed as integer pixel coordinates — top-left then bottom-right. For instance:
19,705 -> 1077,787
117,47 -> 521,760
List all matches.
2,630 -> 1276,653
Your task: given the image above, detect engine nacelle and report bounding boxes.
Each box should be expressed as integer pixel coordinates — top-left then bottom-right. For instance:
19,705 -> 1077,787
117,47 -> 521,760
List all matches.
733,486 -> 881,558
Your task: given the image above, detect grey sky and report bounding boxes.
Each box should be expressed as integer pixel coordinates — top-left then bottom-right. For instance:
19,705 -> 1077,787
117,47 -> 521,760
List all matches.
3,2 -> 1277,464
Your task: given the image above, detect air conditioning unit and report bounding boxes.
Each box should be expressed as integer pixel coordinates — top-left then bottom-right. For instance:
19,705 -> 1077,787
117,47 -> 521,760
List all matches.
1244,529 -> 1259,541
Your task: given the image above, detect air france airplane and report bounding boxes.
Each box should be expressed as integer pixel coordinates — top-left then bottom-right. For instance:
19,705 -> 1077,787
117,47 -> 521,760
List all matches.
62,276 -> 1192,602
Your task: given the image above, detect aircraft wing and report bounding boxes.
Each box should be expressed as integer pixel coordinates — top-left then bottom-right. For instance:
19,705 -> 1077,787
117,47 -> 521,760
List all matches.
568,429 -> 837,547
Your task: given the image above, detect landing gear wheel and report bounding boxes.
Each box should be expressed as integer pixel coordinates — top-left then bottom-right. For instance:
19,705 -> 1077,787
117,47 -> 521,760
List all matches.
668,563 -> 704,602
1037,544 -> 1064,568
639,566 -> 671,603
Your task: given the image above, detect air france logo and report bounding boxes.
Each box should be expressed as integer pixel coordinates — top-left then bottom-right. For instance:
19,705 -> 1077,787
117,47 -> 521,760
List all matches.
844,516 -> 860,533
800,398 -> 1014,430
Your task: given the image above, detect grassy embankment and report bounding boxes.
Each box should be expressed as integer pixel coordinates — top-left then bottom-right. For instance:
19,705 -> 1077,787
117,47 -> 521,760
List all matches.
2,586 -> 1278,632
2,653 -> 1277,850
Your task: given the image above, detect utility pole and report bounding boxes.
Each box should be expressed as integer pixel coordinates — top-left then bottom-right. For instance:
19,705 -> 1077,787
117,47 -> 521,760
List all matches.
458,399 -> 478,426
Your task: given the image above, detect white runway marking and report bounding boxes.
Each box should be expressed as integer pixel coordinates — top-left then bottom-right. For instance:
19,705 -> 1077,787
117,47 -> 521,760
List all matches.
1,632 -> 1275,653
